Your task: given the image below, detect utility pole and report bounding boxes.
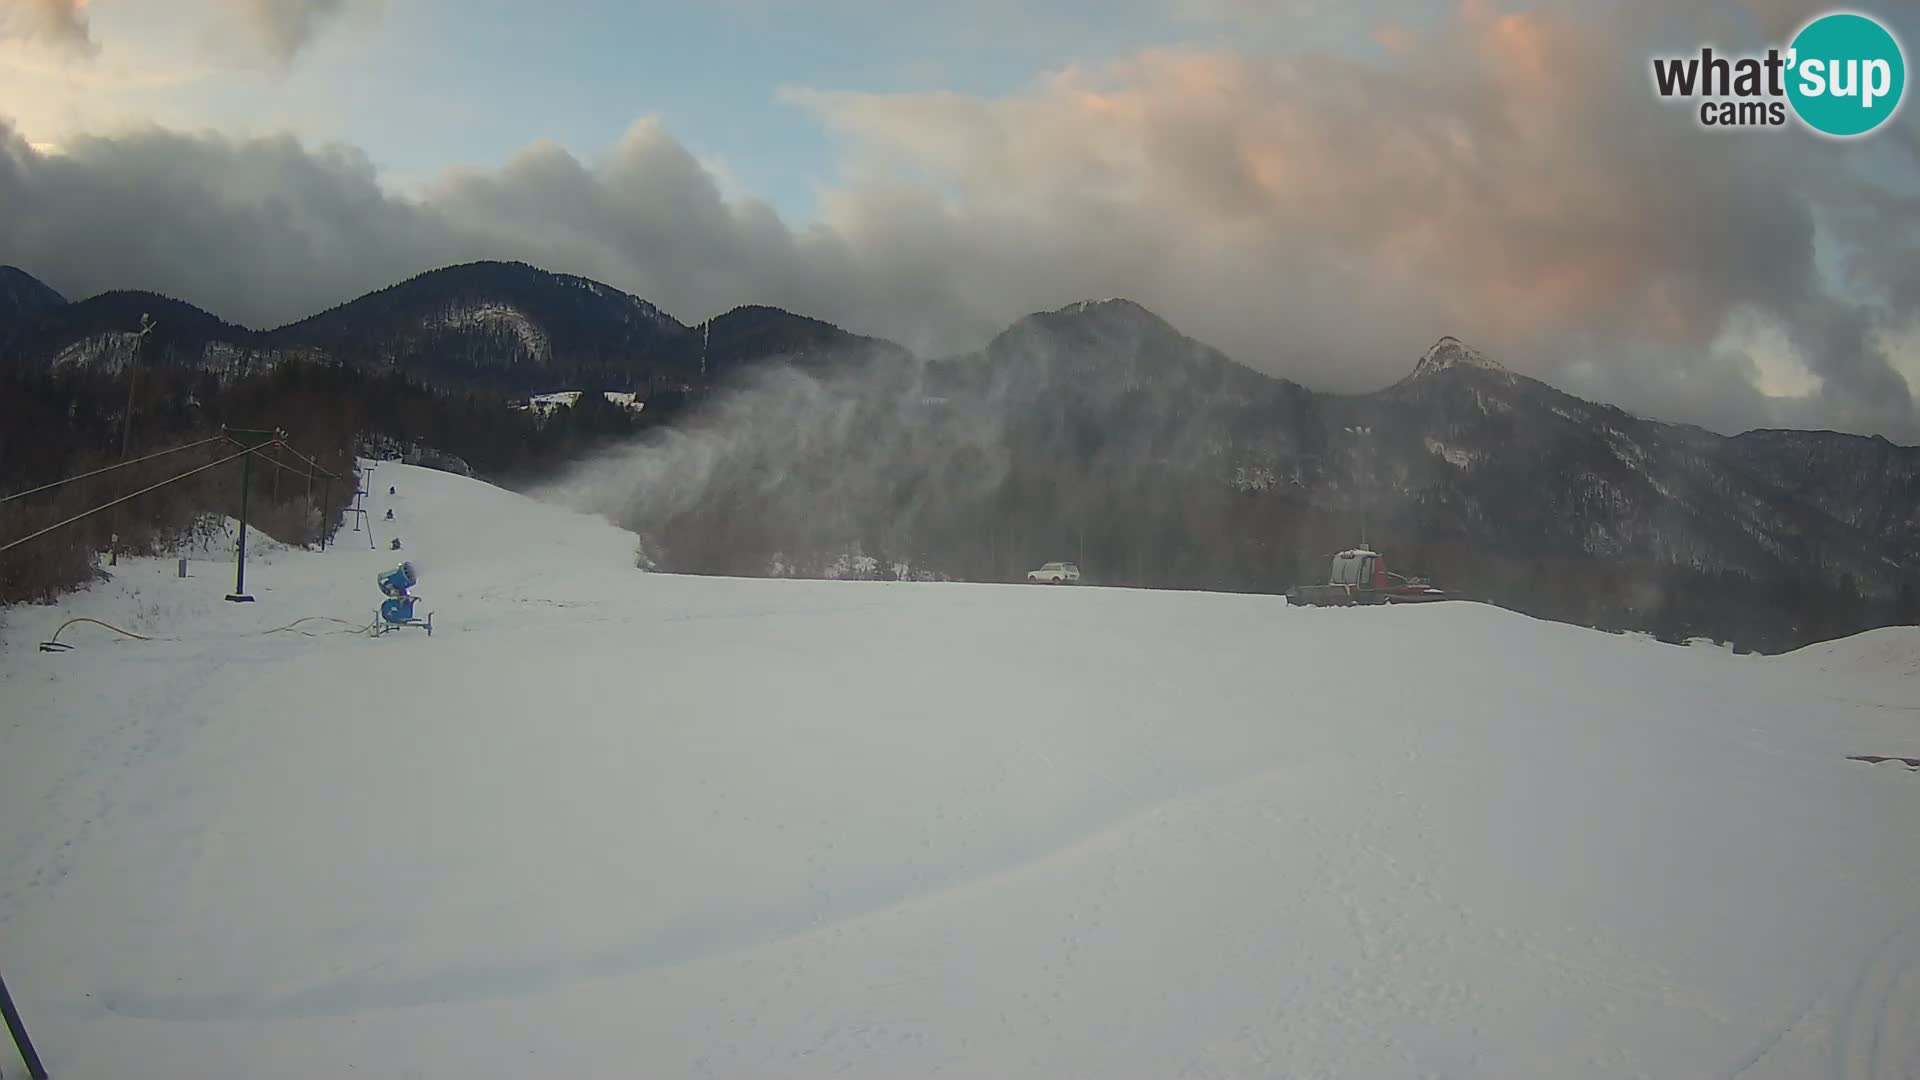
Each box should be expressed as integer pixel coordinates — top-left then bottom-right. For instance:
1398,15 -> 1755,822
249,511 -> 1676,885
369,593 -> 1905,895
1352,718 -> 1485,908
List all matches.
228,448 -> 256,602
121,314 -> 155,461
223,427 -> 277,603
108,313 -> 156,567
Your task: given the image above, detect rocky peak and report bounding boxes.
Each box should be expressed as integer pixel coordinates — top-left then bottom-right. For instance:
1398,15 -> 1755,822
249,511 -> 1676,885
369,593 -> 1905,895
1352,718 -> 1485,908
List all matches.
1410,336 -> 1507,378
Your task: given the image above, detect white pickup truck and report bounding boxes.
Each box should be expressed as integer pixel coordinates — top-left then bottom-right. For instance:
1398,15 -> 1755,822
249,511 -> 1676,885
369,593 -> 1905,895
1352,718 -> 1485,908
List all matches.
1026,561 -> 1081,584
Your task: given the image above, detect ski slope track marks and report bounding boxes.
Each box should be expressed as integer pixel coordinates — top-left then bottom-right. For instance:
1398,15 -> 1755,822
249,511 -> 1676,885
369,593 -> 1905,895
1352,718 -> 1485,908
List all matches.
1,463 -> 1917,1079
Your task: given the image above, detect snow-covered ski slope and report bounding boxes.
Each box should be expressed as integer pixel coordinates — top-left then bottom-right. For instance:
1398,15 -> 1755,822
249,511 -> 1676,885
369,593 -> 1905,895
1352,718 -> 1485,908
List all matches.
2,462 -> 1917,1080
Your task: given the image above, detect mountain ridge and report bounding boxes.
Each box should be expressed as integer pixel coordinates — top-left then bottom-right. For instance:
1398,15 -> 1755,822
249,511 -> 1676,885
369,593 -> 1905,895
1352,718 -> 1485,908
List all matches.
2,260 -> 1914,648
0,260 -> 1908,451
0,264 -> 72,357
0,261 -> 905,396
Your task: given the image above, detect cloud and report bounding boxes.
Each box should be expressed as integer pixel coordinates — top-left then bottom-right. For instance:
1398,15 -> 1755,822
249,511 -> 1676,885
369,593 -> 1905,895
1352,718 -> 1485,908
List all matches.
219,0 -> 351,64
0,116 -> 851,340
0,0 -> 359,65
1,0 -> 1916,441
804,0 -> 1919,437
778,3 -> 1918,437
0,122 -> 456,327
0,0 -> 96,54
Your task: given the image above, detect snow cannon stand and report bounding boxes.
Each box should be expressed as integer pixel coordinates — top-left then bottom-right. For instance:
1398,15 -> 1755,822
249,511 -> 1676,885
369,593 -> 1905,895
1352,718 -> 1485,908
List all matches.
373,561 -> 432,637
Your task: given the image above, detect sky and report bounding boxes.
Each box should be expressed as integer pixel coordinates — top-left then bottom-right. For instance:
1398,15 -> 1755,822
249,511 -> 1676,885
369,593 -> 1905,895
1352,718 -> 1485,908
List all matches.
2,0 -> 1918,440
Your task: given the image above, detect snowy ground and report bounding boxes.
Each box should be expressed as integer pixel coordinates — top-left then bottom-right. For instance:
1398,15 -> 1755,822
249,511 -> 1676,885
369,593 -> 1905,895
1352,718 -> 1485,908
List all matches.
2,462 -> 1917,1079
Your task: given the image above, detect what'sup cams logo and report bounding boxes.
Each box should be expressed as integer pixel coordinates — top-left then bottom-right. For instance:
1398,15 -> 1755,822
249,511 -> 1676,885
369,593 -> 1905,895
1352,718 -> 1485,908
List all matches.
1652,11 -> 1906,137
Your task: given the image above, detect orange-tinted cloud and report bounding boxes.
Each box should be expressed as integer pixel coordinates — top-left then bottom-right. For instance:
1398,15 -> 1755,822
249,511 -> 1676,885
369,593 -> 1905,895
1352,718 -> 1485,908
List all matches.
2,1 -> 1915,439
785,1 -> 1915,432
1374,23 -> 1415,54
0,0 -> 96,53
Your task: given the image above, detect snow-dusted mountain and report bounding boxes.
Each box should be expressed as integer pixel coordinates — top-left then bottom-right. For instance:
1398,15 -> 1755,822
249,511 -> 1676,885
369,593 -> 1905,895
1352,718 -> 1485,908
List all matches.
1318,336 -> 1920,600
2,263 -> 1913,647
3,287 -> 299,379
617,298 -> 1913,648
1403,335 -> 1508,379
0,261 -> 901,395
957,300 -> 1914,600
275,262 -> 687,390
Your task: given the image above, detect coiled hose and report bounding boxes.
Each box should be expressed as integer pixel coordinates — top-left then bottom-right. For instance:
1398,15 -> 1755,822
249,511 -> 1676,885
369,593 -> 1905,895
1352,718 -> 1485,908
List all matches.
38,615 -> 378,652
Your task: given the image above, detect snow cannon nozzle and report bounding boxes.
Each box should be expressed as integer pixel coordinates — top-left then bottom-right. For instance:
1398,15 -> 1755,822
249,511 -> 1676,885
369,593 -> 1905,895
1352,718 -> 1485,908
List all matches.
376,561 -> 417,598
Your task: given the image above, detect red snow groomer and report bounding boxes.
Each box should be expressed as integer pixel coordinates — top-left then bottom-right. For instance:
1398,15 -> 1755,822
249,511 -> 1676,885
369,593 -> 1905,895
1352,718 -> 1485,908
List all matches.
1285,548 -> 1451,606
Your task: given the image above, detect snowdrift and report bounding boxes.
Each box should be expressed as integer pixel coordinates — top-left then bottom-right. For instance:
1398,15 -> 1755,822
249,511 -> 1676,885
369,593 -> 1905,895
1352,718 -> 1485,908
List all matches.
1,463 -> 1916,1079
1780,625 -> 1920,682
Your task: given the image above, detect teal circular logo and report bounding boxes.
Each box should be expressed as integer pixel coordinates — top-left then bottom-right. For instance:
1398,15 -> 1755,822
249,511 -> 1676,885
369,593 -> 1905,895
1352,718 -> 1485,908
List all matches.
1787,12 -> 1906,137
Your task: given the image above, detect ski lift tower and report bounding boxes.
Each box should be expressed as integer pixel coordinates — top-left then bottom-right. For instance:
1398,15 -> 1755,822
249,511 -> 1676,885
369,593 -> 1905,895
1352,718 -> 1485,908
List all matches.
344,484 -> 375,549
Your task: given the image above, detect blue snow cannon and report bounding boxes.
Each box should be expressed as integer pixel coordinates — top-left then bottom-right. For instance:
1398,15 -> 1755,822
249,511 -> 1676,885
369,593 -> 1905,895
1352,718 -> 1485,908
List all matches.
377,561 -> 416,598
373,561 -> 430,635
380,594 -> 417,624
